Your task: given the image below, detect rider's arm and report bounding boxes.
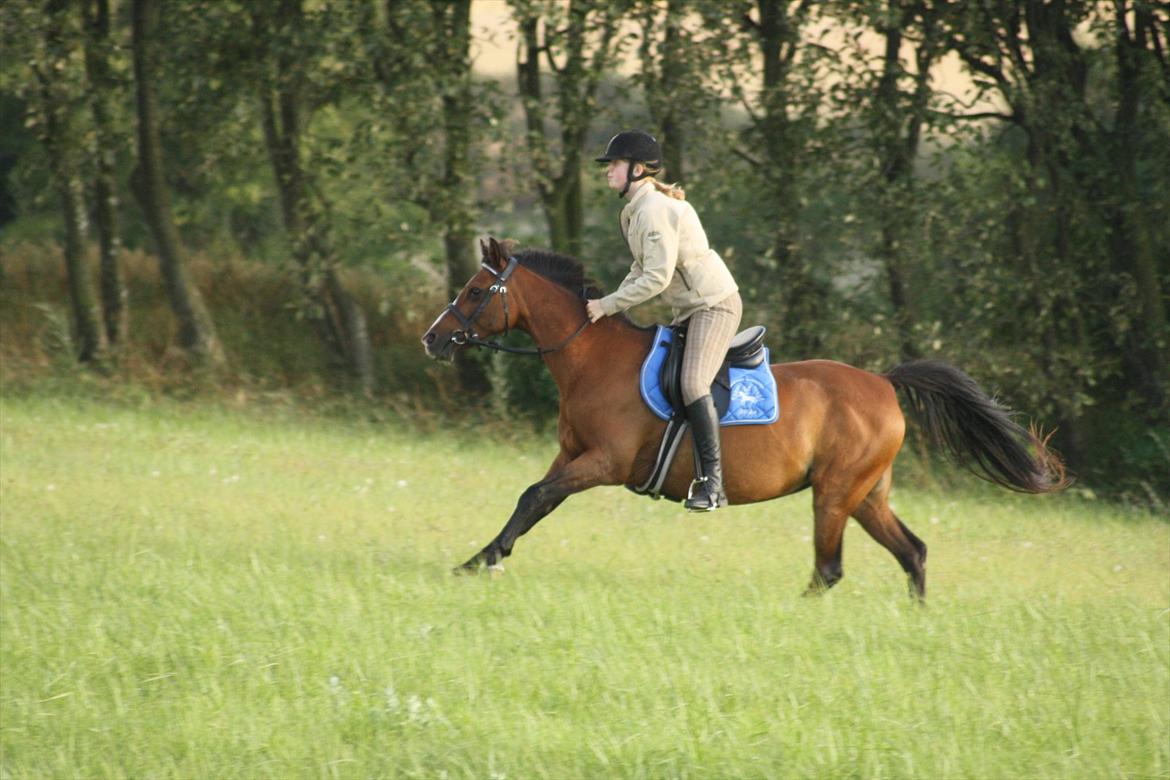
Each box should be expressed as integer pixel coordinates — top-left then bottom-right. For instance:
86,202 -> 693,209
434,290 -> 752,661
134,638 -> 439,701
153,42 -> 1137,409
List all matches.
615,262 -> 643,290
599,207 -> 680,316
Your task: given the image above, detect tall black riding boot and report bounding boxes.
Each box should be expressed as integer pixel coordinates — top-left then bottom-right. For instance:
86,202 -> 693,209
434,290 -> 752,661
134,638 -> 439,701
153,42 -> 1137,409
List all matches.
684,394 -> 728,511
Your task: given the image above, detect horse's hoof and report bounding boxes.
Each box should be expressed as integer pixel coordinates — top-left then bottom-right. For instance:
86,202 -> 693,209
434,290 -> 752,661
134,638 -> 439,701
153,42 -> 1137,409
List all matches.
487,563 -> 505,576
452,561 -> 481,576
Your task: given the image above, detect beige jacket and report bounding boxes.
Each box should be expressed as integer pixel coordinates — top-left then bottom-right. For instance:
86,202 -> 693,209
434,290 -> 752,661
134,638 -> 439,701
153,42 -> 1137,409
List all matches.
599,184 -> 738,324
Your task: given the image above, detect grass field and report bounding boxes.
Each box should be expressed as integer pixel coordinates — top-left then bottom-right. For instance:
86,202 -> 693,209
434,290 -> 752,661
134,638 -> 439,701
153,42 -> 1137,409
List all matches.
1,394 -> 1167,779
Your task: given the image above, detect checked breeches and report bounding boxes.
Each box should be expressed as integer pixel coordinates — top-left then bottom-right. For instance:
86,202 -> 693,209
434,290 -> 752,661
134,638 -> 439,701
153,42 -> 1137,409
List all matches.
680,292 -> 743,406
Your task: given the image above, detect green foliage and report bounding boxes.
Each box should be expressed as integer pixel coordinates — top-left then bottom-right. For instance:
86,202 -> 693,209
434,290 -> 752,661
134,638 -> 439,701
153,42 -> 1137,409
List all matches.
0,1 -> 1167,500
486,340 -> 562,424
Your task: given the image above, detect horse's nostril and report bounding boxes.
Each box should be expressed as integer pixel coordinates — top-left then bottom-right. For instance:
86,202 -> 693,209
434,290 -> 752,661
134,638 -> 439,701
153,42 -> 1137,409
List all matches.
424,333 -> 436,345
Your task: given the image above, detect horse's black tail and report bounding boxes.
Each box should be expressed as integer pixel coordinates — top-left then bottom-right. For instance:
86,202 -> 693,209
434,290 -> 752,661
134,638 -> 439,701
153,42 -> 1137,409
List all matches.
885,360 -> 1069,493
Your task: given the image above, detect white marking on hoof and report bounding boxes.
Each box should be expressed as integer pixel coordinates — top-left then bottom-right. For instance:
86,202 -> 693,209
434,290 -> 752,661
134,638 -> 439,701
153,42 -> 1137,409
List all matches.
487,563 -> 505,575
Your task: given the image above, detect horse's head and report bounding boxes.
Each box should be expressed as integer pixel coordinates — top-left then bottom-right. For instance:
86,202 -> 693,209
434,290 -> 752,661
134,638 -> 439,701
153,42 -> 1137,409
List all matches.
422,237 -> 522,361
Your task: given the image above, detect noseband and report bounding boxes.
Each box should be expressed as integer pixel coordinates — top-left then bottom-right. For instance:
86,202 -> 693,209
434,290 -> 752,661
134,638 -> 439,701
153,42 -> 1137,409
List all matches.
443,256 -> 590,356
446,255 -> 519,346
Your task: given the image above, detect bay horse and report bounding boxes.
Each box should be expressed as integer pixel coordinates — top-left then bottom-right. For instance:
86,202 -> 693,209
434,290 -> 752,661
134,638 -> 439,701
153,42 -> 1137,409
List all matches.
421,238 -> 1067,598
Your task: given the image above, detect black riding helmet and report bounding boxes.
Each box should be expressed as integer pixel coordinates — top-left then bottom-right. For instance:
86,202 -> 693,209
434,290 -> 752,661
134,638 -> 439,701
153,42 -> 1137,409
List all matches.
596,130 -> 662,197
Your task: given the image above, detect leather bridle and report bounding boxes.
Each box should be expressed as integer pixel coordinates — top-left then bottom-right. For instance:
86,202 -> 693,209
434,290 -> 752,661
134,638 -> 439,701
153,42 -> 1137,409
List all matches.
442,256 -> 590,356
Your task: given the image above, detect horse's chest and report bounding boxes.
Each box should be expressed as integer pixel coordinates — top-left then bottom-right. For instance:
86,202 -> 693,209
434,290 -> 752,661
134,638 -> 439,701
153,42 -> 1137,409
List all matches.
556,416 -> 586,457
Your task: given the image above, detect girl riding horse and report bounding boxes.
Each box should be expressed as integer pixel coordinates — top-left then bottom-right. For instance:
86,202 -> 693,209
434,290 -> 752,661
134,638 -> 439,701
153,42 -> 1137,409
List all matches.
422,237 -> 1066,598
588,130 -> 740,512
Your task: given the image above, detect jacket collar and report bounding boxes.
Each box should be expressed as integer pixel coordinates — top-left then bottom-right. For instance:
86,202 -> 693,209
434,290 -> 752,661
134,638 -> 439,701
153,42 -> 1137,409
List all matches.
625,181 -> 653,208
621,181 -> 654,226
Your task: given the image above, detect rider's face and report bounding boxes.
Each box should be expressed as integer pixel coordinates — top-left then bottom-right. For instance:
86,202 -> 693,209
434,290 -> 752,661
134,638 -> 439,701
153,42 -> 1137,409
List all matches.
605,159 -> 643,192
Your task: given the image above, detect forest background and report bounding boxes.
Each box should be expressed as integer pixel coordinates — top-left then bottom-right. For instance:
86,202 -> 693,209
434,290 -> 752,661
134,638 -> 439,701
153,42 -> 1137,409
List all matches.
1,0 -> 1167,506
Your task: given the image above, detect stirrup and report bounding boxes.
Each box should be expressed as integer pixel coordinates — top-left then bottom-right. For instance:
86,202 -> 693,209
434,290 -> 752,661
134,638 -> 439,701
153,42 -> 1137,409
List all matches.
685,477 -> 723,512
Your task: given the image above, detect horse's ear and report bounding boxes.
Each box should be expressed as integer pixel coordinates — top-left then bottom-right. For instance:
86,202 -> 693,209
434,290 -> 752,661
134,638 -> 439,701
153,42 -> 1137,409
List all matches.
479,238 -> 489,262
486,237 -> 507,271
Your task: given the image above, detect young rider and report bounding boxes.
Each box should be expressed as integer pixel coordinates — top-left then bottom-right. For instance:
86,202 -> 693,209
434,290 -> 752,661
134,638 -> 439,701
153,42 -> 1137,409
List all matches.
585,130 -> 743,511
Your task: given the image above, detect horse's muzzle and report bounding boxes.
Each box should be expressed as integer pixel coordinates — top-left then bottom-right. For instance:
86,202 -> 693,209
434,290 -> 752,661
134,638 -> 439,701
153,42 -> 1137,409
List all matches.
421,330 -> 458,362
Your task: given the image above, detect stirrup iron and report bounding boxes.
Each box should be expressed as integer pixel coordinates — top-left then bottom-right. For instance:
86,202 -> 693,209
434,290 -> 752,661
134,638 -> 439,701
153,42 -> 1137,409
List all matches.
685,476 -> 721,512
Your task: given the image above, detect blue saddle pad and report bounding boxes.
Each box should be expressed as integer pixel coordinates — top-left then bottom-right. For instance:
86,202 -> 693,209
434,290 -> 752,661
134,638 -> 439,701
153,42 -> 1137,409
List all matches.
638,325 -> 780,426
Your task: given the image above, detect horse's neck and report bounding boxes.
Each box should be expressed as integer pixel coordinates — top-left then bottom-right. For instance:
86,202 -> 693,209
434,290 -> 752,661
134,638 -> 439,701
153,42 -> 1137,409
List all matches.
519,273 -> 648,389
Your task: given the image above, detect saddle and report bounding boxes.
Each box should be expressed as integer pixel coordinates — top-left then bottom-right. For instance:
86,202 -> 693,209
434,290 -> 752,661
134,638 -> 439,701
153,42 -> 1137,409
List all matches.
660,324 -> 768,420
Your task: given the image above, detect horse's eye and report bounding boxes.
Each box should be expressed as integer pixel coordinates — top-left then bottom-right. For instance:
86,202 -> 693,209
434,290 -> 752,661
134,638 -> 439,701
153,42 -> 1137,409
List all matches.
469,287 -> 482,298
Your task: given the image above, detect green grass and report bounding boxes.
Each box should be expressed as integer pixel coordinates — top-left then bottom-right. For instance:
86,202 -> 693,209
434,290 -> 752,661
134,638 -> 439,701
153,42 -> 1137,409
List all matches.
2,395 -> 1167,779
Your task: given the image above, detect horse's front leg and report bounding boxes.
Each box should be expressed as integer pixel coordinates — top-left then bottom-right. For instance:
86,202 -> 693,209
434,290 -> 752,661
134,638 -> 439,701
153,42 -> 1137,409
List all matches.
456,450 -> 612,573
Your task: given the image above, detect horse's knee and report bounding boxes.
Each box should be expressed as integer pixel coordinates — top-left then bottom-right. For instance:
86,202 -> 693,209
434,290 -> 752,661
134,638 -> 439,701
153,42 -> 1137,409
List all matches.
518,482 -> 547,507
519,481 -> 564,514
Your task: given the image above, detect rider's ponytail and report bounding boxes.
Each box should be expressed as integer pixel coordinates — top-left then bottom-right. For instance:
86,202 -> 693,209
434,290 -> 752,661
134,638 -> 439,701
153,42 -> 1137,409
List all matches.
640,164 -> 685,200
649,178 -> 686,200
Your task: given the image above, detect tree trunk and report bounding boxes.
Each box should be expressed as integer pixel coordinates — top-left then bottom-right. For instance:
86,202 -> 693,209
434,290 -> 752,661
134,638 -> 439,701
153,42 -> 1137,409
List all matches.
641,0 -> 687,181
1015,127 -> 1086,469
84,0 -> 128,347
659,0 -> 685,182
42,0 -> 106,364
756,0 -> 821,357
131,0 -> 223,366
516,7 -> 614,256
1111,1 -> 1168,412
435,0 -> 488,394
326,268 -> 374,394
542,165 -> 584,258
872,0 -> 936,363
257,0 -> 373,394
55,157 -> 107,364
518,16 -> 572,254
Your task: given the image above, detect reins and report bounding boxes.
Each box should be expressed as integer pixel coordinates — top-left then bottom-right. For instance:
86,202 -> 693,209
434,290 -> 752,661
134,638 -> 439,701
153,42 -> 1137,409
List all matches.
445,256 -> 591,357
459,318 -> 590,355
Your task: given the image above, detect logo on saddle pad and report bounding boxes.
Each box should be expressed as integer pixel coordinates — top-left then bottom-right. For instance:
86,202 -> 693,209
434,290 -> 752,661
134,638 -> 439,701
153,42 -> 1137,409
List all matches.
638,325 -> 779,426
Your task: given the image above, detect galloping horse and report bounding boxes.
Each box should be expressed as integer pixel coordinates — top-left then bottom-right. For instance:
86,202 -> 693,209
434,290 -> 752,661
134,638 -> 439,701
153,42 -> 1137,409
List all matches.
422,238 -> 1066,598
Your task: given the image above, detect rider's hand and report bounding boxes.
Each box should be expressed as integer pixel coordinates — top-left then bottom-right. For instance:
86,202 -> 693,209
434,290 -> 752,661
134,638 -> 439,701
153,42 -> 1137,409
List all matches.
585,299 -> 606,323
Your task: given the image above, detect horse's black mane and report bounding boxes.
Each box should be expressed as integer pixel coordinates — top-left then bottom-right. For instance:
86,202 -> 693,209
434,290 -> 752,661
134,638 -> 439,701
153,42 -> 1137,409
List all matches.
507,246 -> 646,329
512,248 -> 606,300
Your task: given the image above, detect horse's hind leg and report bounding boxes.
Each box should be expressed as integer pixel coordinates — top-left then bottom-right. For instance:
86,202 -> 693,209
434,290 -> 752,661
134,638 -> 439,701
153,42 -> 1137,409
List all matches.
804,457 -> 898,596
851,472 -> 927,600
803,489 -> 857,596
804,505 -> 847,595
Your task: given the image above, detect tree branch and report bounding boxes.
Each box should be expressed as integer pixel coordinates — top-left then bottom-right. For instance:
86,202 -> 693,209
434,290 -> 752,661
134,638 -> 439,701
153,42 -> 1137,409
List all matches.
739,92 -> 763,126
947,33 -> 1016,101
1004,4 -> 1030,79
516,14 -> 552,187
732,146 -> 766,170
792,0 -> 814,24
1142,4 -> 1170,100
930,109 -> 1017,123
583,9 -> 616,103
542,39 -> 564,76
